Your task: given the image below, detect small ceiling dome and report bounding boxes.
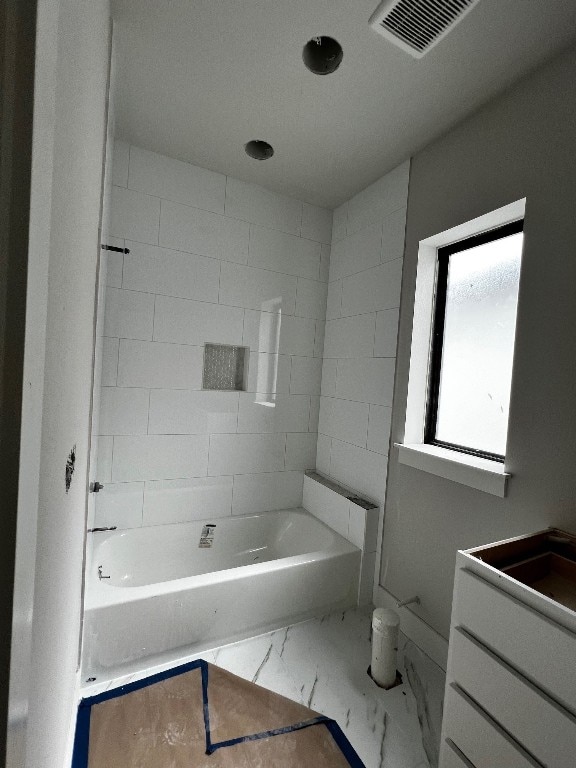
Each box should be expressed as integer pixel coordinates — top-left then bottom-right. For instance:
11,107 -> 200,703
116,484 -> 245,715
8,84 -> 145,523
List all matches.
302,37 -> 343,75
245,140 -> 274,160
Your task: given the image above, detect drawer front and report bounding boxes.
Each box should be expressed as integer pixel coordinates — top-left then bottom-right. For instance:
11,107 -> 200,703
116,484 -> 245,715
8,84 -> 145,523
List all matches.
451,628 -> 576,768
443,683 -> 541,768
455,568 -> 576,715
441,739 -> 476,768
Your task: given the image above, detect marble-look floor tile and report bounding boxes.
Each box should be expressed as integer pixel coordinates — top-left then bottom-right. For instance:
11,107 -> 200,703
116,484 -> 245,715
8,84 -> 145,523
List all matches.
80,606 -> 444,768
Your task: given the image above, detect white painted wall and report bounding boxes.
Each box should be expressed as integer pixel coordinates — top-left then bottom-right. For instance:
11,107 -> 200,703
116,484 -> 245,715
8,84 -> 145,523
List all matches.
381,45 -> 576,641
19,2 -> 111,766
316,161 -> 409,584
93,142 -> 331,529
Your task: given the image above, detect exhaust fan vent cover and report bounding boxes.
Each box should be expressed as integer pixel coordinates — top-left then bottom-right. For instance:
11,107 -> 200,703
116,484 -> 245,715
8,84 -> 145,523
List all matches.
369,0 -> 481,58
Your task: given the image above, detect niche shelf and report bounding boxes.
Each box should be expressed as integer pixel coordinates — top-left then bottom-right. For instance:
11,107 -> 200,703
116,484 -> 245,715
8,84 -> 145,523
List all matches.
202,343 -> 249,391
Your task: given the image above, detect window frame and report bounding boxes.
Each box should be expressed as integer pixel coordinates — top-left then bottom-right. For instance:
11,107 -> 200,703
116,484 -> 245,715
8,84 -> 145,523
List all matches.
424,218 -> 524,463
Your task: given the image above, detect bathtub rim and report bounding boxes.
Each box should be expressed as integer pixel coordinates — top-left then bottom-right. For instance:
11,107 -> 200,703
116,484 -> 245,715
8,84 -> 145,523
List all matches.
86,507 -> 359,609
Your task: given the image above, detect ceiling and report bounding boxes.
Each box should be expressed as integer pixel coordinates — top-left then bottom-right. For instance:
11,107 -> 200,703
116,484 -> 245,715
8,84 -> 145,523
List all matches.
112,0 -> 576,208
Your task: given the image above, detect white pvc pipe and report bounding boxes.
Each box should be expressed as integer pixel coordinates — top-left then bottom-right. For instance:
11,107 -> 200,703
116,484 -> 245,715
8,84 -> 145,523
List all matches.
371,608 -> 400,688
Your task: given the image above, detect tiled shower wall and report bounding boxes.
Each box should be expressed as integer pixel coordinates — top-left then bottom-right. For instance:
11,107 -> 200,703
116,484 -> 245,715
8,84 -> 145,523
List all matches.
94,142 -> 331,529
316,161 -> 409,572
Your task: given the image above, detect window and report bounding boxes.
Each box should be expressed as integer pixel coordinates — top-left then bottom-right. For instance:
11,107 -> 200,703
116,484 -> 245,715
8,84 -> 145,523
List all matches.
425,220 -> 523,461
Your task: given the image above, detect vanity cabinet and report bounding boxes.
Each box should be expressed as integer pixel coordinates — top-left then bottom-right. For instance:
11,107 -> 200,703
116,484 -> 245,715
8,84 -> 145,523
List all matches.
439,528 -> 576,768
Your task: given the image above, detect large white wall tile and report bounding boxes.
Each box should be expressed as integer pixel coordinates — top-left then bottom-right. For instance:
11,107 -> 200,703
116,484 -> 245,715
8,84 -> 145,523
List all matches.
346,161 -> 409,236
123,241 -> 220,303
374,308 -> 400,357
105,250 -> 123,288
208,433 -> 285,476
329,439 -> 387,503
225,177 -> 302,235
117,339 -> 203,389
101,337 -> 119,386
326,280 -> 342,320
95,482 -> 144,529
143,476 -> 233,525
285,433 -> 317,470
318,397 -> 369,447
313,321 -> 325,359
319,244 -> 330,283
301,203 -> 333,244
246,353 -> 291,394
290,356 -> 322,395
340,258 -> 403,317
320,359 -> 338,397
335,357 -> 396,406
128,146 -> 225,213
148,390 -> 239,434
309,395 -> 320,432
367,405 -> 393,455
381,207 -> 407,263
295,278 -> 327,320
99,387 -> 149,435
248,226 -> 320,280
348,503 -> 367,549
237,394 -> 310,433
364,506 -> 380,553
219,262 -> 297,315
243,311 -> 316,357
231,471 -> 303,515
329,223 -> 382,282
359,550 -> 377,604
160,199 -> 249,263
110,186 -> 160,244
112,140 -> 129,187
112,434 -> 209,481
302,475 -> 349,539
323,314 -> 376,358
153,295 -> 244,346
315,434 -> 331,475
104,288 -> 155,340
332,203 -> 348,243
96,436 -> 113,483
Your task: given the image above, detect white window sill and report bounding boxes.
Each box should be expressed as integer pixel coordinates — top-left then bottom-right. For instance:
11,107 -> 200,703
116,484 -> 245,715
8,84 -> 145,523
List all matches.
395,443 -> 510,497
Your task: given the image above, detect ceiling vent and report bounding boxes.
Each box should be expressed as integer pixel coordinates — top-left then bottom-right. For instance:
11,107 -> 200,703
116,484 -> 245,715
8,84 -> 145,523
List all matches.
369,0 -> 481,58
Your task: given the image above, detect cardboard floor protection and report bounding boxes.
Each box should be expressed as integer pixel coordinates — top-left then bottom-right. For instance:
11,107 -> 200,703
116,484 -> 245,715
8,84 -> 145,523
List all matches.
73,659 -> 365,767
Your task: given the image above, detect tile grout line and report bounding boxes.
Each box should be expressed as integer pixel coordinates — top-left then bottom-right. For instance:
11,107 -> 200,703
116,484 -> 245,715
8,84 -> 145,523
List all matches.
106,284 -> 330,322
114,184 -> 329,242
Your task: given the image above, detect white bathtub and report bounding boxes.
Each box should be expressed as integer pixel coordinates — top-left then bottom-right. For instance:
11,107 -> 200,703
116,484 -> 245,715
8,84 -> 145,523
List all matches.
82,508 -> 360,678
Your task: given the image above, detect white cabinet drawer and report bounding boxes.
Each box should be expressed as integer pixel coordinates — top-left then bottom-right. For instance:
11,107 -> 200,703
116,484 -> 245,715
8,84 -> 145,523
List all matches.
451,628 -> 576,768
441,739 -> 476,768
455,568 -> 576,715
443,683 -> 541,768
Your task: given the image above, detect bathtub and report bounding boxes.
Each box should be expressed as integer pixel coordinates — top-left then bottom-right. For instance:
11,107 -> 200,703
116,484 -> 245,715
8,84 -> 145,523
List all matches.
82,508 -> 360,678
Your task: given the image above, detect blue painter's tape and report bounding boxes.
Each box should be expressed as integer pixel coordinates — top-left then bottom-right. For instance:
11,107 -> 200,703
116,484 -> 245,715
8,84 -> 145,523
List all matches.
325,720 -> 366,768
79,658 -> 205,707
206,714 -> 333,754
201,658 -> 211,754
72,658 -> 366,767
71,701 -> 91,768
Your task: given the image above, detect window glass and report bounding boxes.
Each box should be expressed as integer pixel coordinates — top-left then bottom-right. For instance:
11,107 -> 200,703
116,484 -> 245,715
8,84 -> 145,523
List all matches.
432,228 -> 523,457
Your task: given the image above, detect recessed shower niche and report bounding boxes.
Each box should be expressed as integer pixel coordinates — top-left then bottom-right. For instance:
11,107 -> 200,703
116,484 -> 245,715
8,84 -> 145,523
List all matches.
202,343 -> 249,391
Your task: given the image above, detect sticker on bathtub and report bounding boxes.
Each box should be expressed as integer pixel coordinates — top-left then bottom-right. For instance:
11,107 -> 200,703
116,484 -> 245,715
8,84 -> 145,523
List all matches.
199,524 -> 216,548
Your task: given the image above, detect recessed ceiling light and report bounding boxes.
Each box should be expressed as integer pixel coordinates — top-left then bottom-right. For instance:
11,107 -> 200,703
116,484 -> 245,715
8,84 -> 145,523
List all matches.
244,140 -> 274,161
302,36 -> 343,75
